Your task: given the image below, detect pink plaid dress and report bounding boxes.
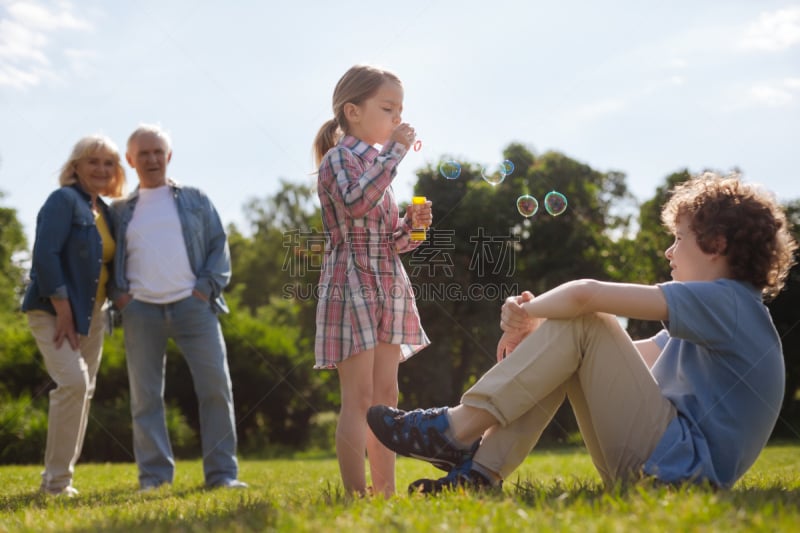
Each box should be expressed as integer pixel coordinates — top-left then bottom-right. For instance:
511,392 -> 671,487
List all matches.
314,135 -> 430,368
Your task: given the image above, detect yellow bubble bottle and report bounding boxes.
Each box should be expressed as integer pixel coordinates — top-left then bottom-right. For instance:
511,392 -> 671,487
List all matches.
410,196 -> 427,241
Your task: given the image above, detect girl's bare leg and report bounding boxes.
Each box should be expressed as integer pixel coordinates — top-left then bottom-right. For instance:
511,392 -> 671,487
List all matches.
335,349 -> 375,496
366,342 -> 401,497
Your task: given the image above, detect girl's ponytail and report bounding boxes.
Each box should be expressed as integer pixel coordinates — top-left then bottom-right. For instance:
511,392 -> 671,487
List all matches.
313,118 -> 341,166
313,65 -> 401,167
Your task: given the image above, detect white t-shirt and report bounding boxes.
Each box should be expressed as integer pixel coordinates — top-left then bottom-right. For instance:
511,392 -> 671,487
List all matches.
125,185 -> 196,304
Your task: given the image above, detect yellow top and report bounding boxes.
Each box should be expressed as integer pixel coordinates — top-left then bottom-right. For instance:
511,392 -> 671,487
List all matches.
94,210 -> 116,304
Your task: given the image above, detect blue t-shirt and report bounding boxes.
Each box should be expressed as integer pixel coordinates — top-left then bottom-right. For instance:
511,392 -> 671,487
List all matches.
642,279 -> 784,488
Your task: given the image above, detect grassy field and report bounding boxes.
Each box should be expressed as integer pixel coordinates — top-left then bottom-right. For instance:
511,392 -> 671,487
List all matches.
1,445 -> 798,532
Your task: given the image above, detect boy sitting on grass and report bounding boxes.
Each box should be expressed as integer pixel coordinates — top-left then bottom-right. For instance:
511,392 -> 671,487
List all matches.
368,172 -> 797,494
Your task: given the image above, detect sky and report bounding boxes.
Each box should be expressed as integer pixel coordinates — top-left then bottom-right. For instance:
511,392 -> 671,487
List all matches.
1,0 -> 799,251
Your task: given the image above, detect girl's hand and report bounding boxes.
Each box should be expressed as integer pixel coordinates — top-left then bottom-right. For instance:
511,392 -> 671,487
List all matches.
390,122 -> 416,149
411,200 -> 433,229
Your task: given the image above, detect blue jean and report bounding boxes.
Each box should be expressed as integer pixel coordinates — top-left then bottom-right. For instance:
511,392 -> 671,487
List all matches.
122,295 -> 238,487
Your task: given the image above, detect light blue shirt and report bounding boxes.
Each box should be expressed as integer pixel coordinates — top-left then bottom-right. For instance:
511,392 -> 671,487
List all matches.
110,180 -> 231,314
643,279 -> 784,488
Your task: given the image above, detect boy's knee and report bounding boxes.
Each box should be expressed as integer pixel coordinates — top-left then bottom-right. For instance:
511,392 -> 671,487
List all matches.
577,312 -> 623,335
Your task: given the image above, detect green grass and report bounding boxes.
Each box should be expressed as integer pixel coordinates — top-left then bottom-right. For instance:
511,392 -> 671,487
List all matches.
1,445 -> 798,532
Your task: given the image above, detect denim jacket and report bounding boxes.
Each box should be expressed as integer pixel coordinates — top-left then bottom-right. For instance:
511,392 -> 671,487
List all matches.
109,180 -> 231,314
21,184 -> 114,335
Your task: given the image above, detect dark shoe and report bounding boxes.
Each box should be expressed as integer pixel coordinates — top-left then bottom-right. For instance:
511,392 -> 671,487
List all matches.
367,405 -> 478,471
138,482 -> 169,494
408,459 -> 500,494
208,479 -> 248,489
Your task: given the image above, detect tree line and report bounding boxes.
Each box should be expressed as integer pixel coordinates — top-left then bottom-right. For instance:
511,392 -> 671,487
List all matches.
1,143 -> 798,464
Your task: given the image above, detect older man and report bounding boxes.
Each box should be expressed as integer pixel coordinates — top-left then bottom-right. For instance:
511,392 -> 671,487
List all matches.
111,124 -> 244,490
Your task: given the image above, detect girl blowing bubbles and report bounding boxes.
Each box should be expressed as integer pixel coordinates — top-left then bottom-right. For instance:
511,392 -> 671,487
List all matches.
312,65 -> 432,497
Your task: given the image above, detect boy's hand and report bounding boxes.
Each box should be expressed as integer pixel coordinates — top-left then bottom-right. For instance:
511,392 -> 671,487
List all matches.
497,291 -> 542,361
500,291 -> 539,334
497,331 -> 527,362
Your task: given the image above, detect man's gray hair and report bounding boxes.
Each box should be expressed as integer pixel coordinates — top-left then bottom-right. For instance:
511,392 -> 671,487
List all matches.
127,123 -> 173,153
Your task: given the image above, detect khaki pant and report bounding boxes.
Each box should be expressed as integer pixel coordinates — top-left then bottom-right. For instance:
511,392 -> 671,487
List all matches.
27,305 -> 105,491
462,313 -> 676,485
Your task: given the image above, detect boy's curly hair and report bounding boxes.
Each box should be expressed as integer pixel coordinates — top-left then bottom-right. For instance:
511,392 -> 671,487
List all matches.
661,172 -> 797,300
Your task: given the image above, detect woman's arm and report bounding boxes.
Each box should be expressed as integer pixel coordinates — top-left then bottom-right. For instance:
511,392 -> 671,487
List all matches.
31,190 -> 74,298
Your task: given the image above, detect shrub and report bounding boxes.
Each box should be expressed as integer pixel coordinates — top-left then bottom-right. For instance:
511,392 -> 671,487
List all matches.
0,393 -> 47,464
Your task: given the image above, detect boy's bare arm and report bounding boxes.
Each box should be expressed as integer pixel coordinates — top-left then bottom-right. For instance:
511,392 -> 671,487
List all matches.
502,280 -> 669,333
634,339 -> 662,369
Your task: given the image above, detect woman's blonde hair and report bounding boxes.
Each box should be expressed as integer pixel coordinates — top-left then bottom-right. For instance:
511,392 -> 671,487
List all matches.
312,65 -> 401,166
58,134 -> 127,198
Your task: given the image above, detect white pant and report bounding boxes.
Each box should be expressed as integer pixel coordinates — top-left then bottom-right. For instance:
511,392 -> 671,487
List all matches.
27,305 -> 105,491
463,313 -> 676,485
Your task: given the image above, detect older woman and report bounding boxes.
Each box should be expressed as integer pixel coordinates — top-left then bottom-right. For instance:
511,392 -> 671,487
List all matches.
21,135 -> 126,497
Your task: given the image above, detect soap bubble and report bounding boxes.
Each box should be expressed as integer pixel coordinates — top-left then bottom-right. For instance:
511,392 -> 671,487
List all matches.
544,191 -> 568,216
516,195 -> 539,217
502,160 -> 515,176
481,163 -> 508,186
438,160 -> 462,180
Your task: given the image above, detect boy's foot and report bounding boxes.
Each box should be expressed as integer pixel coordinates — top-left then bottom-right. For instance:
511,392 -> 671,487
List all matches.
366,405 -> 479,471
408,459 -> 501,494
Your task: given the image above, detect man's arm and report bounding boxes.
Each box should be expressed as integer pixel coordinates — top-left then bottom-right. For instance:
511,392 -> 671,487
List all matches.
195,195 -> 231,300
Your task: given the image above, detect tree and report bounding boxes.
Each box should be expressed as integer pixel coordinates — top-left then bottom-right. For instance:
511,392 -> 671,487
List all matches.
621,169 -> 691,339
399,144 -> 635,426
0,192 -> 28,314
224,181 -> 338,451
767,200 -> 800,439
229,180 -> 322,316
